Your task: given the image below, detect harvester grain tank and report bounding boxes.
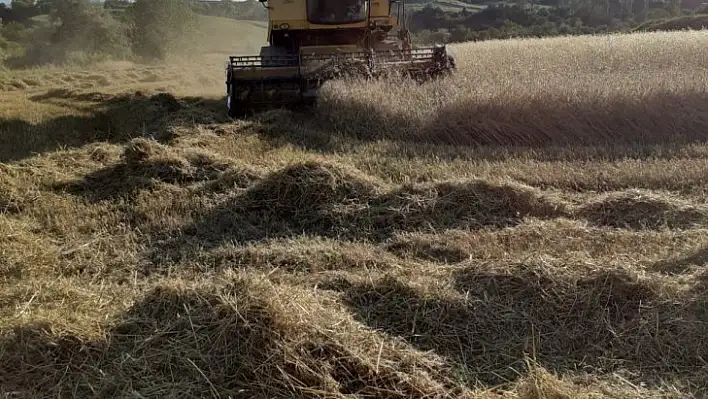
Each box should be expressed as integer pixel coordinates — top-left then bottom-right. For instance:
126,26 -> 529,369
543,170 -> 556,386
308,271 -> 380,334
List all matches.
225,0 -> 456,116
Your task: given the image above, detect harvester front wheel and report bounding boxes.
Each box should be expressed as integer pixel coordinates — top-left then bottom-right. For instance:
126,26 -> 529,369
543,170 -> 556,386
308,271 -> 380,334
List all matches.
226,74 -> 249,119
227,92 -> 250,119
227,93 -> 242,118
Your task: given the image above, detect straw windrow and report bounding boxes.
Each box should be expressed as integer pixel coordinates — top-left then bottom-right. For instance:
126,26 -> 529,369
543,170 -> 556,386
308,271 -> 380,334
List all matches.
2,29 -> 708,398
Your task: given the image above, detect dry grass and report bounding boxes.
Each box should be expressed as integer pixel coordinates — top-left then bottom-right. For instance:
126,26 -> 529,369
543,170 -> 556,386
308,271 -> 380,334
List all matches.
1,26 -> 708,398
317,30 -> 708,147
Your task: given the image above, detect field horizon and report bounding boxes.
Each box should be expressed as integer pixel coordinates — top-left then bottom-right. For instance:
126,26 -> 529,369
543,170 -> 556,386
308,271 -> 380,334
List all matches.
1,16 -> 708,398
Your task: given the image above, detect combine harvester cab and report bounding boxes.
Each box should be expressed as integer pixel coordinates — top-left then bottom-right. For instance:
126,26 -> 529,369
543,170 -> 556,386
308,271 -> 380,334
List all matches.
225,0 -> 456,117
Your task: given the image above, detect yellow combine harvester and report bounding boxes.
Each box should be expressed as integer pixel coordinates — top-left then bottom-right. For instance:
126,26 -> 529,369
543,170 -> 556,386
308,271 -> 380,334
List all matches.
225,0 -> 456,116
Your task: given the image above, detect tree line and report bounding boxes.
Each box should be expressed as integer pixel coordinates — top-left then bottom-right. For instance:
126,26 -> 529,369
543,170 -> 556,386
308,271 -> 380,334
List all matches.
1,0 -> 705,68
0,0 -> 198,68
407,0 -> 706,43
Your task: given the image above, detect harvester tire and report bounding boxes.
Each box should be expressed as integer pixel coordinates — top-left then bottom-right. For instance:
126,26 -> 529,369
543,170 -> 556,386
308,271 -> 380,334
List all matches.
226,84 -> 246,118
227,96 -> 238,118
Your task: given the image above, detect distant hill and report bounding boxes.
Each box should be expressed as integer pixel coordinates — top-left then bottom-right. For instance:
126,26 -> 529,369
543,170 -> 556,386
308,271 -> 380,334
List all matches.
406,0 -> 487,12
633,13 -> 708,31
193,14 -> 267,56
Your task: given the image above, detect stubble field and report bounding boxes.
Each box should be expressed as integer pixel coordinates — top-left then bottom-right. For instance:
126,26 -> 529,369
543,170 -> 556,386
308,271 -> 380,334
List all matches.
1,18 -> 707,398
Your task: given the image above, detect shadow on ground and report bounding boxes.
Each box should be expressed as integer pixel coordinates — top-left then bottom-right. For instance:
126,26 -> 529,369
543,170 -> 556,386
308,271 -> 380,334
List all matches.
54,154 -> 708,269
256,86 -> 708,162
51,151 -> 231,203
6,84 -> 708,165
317,87 -> 708,148
145,164 -> 706,267
651,246 -> 708,275
323,267 -> 708,391
575,190 -> 708,230
145,161 -> 567,265
0,89 -> 227,163
0,281 -> 450,398
0,286 -> 280,397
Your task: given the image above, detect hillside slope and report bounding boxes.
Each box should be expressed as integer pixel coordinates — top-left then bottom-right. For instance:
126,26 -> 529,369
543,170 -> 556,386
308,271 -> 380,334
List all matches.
634,14 -> 708,31
192,14 -> 268,57
1,23 -> 708,398
0,16 -> 267,114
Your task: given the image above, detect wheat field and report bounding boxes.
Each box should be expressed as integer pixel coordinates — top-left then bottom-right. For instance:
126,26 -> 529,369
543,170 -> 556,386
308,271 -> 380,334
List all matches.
1,22 -> 708,398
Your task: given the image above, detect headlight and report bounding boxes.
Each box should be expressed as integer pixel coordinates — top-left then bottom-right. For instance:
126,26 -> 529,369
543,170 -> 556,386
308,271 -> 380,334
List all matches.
280,23 -> 290,29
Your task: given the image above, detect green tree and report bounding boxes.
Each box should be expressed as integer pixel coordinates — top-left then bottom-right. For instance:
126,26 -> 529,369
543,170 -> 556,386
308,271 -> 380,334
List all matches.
49,0 -> 130,57
128,0 -> 199,60
10,0 -> 40,21
7,0 -> 130,67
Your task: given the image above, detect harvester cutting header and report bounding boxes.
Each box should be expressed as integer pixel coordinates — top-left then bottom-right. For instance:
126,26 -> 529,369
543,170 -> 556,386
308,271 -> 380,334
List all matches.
226,0 -> 456,116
